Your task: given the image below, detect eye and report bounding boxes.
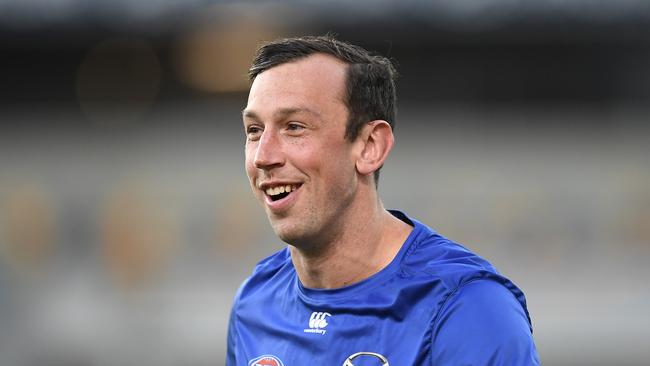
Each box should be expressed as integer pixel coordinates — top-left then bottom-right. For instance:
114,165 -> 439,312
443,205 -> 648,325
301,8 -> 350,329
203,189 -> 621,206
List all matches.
287,122 -> 305,132
246,125 -> 263,140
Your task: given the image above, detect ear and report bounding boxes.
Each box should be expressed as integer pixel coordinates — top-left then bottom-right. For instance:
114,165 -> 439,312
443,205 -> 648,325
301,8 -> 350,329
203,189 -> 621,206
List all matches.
354,120 -> 394,177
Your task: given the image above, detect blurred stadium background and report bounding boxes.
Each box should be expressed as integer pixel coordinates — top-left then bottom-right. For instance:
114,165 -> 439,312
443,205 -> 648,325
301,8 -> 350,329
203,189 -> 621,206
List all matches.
1,1 -> 649,365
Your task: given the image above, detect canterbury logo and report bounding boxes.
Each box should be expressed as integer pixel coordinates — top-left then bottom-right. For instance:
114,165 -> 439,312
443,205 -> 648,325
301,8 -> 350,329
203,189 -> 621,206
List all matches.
303,311 -> 331,335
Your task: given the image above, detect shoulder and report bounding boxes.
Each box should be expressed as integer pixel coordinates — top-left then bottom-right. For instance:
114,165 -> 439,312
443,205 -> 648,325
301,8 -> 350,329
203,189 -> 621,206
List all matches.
396,213 -> 533,329
393,213 -> 538,365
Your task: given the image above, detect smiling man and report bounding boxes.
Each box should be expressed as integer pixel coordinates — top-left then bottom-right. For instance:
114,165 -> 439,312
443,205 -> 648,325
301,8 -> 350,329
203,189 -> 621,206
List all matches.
227,35 -> 540,366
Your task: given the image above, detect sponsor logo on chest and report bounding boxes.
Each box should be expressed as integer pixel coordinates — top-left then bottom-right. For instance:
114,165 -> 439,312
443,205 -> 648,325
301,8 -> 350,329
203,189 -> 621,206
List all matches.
343,352 -> 390,365
303,311 -> 331,335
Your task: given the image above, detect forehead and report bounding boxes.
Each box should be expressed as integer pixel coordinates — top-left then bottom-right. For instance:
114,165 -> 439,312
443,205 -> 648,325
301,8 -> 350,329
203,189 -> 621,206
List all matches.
245,53 -> 348,118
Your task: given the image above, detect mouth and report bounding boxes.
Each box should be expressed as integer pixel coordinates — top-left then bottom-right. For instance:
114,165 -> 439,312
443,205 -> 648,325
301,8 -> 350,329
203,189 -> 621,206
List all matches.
263,183 -> 302,203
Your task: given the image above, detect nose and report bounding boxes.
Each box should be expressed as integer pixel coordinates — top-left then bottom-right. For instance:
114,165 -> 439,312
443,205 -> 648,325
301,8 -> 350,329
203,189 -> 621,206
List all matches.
253,128 -> 284,170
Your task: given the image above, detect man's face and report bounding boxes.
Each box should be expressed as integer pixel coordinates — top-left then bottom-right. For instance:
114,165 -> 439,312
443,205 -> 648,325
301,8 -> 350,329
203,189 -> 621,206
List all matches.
243,54 -> 359,245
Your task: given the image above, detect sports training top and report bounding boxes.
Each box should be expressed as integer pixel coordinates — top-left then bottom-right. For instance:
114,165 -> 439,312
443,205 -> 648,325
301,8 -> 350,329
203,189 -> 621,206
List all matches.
226,211 -> 540,365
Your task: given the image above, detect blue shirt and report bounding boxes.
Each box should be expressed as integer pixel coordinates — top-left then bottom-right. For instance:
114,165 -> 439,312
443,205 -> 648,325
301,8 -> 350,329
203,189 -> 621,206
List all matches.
226,211 -> 540,365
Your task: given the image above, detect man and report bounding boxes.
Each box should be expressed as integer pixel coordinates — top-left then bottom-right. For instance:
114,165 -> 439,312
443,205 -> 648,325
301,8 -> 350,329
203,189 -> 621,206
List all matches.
227,35 -> 540,366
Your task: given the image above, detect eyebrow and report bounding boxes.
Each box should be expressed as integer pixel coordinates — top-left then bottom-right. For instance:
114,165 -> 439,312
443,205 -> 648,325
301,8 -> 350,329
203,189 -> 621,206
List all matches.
241,107 -> 322,121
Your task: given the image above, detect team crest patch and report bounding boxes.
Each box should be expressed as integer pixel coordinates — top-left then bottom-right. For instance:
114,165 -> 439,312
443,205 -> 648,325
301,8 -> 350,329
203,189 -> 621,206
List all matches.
248,355 -> 285,366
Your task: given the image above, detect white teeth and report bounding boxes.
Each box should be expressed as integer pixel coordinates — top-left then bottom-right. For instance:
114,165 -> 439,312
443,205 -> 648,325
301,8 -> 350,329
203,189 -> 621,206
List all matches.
264,184 -> 297,196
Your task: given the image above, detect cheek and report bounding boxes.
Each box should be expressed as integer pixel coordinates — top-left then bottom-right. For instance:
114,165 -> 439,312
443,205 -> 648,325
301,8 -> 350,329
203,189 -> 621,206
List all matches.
315,145 -> 355,184
244,150 -> 257,182
286,140 -> 317,168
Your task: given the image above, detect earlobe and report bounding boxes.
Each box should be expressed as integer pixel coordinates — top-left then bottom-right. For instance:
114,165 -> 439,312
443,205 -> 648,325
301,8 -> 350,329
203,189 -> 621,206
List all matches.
355,120 -> 394,176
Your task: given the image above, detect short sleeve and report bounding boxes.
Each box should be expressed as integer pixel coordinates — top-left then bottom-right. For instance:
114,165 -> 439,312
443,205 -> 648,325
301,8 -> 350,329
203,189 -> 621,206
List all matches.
431,279 -> 540,365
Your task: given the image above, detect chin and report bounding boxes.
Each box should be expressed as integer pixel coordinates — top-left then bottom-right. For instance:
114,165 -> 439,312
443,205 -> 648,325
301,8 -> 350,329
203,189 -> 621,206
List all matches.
270,219 -> 308,245
272,225 -> 301,244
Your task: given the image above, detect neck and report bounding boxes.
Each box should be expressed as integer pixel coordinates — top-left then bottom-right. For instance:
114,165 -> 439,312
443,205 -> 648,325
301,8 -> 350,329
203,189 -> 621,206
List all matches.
290,197 -> 412,289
